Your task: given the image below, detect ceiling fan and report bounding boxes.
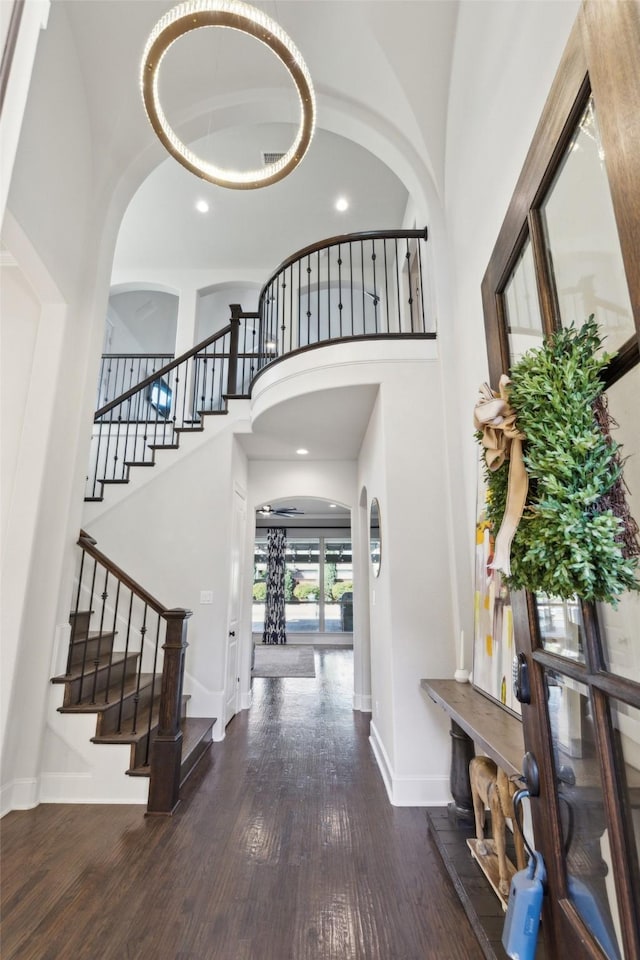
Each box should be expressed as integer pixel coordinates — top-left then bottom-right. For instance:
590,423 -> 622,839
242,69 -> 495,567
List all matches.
257,504 -> 305,518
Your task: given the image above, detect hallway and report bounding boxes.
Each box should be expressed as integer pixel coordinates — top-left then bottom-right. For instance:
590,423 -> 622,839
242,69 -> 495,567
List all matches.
1,649 -> 483,960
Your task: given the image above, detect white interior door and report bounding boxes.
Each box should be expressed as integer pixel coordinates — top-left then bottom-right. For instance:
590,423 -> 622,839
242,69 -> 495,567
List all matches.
225,486 -> 246,726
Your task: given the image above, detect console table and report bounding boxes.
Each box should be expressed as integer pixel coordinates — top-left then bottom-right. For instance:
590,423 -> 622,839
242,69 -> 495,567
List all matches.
420,679 -> 525,818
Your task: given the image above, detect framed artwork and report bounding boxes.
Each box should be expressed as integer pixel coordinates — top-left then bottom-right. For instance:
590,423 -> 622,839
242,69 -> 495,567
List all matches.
473,461 -> 521,717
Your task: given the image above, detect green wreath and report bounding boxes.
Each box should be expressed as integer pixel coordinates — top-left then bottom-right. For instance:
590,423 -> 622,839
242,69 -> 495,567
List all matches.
479,317 -> 639,605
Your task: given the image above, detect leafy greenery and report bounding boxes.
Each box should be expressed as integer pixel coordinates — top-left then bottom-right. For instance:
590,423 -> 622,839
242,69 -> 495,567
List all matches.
324,562 -> 337,601
481,318 -> 638,604
252,581 -> 267,602
293,581 -> 320,601
284,568 -> 295,602
331,580 -> 353,601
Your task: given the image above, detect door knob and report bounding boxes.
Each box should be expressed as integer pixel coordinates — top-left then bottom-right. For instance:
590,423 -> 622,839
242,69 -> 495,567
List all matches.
521,751 -> 540,797
229,630 -> 235,636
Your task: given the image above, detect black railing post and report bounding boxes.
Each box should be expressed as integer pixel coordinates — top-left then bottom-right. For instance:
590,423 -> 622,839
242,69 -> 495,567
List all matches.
147,608 -> 192,815
227,305 -> 241,396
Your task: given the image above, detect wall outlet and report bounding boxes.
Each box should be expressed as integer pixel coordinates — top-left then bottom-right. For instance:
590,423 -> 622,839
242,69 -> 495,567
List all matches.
200,590 -> 213,604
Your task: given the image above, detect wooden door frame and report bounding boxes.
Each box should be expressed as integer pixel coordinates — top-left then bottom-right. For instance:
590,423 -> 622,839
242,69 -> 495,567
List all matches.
480,2 -> 640,957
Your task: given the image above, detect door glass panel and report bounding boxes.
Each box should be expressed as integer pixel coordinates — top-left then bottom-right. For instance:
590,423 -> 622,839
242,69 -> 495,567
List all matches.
286,539 -> 320,632
324,539 -> 353,633
542,96 -> 635,355
252,538 -> 268,631
536,594 -> 585,662
610,698 -> 640,916
546,670 -> 625,958
503,239 -> 544,364
597,365 -> 640,680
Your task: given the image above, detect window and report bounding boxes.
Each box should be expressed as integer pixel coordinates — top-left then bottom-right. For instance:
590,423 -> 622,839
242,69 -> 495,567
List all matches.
252,536 -> 353,635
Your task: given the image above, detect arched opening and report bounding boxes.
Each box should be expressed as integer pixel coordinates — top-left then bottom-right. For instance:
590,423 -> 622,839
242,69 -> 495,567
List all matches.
251,496 -> 353,645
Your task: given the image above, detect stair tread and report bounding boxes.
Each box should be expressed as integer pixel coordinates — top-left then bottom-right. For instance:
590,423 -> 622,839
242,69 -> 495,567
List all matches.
123,460 -> 155,467
58,672 -> 160,713
51,651 -> 136,684
148,443 -> 180,450
92,700 -> 160,746
74,630 -> 116,642
127,717 -> 216,777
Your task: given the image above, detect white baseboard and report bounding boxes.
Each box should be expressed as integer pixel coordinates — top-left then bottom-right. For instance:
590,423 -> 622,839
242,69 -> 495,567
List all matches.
352,693 -> 372,712
369,722 -> 450,807
38,772 -> 148,804
0,777 -> 40,817
240,691 -> 252,710
369,721 -> 394,801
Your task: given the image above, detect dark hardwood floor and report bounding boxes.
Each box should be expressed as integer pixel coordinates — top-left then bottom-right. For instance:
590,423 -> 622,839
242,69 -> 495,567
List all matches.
1,649 -> 484,960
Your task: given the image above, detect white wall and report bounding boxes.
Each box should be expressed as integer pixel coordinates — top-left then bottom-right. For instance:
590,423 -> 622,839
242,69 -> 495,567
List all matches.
83,419 -> 248,738
358,363 -> 454,805
443,0 -> 580,578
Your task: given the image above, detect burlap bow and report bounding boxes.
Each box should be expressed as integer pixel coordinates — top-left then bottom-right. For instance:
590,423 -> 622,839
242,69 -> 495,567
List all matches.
474,375 -> 528,576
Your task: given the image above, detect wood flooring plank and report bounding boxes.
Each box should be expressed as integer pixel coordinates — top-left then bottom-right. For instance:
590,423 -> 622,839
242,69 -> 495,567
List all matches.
1,650 -> 484,960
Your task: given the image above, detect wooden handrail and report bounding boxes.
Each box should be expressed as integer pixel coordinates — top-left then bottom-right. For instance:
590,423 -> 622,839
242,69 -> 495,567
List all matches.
75,531 -> 192,814
94,323 -> 233,420
0,0 -> 25,115
77,530 -> 190,620
259,226 -> 429,302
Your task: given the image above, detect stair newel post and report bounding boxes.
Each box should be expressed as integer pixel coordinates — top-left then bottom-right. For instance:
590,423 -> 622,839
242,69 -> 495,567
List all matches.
146,607 -> 192,815
227,305 -> 241,397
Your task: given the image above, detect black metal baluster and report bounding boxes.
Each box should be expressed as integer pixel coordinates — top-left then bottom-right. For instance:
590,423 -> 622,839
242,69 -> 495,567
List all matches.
316,250 -> 320,344
349,241 -> 354,337
288,265 -> 293,354
67,547 -> 87,676
406,239 -> 414,332
104,578 -> 121,704
383,239 -> 390,333
417,234 -> 426,331
326,246 -> 331,342
395,238 -> 401,332
91,568 -> 110,704
306,255 -> 311,347
131,603 -> 148,736
280,276 -> 287,356
298,260 -> 302,350
116,590 -> 134,734
337,244 -> 343,338
78,557 -> 98,703
361,240 -> 366,334
371,240 -> 378,333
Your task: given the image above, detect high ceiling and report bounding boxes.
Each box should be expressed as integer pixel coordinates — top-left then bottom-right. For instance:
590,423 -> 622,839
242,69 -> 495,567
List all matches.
57,0 -> 459,282
55,0 -> 459,475
113,124 -> 410,276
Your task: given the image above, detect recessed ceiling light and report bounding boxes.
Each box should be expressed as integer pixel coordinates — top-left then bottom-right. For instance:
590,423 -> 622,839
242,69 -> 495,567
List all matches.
335,197 -> 349,212
195,199 -> 210,213
329,503 -> 337,508
296,448 -> 309,455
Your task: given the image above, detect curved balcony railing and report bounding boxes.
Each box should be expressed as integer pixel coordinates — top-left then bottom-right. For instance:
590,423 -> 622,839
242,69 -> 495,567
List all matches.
86,229 -> 432,500
255,227 -> 431,373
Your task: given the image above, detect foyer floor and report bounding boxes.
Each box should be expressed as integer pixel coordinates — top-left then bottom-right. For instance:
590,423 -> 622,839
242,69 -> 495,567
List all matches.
1,649 -> 484,960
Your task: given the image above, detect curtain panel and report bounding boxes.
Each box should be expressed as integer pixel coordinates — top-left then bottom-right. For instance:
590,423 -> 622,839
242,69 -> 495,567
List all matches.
263,527 -> 287,644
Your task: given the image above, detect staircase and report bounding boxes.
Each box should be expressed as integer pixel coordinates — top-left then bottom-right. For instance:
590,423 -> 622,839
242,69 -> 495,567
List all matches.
86,228 -> 431,505
51,531 -> 215,814
86,306 -> 258,501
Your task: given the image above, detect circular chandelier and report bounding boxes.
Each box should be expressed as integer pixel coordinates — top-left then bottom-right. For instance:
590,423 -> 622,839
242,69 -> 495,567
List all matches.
140,0 -> 316,190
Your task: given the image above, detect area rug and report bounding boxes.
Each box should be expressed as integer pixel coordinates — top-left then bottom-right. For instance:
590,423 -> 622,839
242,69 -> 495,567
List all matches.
252,645 -> 316,678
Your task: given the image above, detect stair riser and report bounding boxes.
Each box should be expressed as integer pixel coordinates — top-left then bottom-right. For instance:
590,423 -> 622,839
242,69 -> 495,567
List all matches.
69,634 -> 116,668
94,679 -> 160,737
63,655 -> 139,706
69,611 -> 92,642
